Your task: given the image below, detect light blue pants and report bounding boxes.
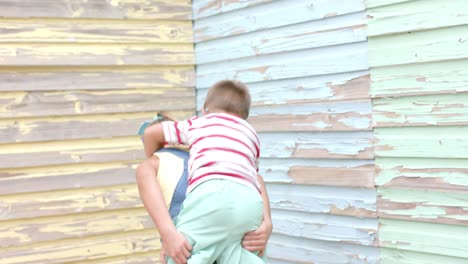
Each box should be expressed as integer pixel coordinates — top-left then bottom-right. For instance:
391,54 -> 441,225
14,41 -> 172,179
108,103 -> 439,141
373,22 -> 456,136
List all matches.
168,179 -> 265,264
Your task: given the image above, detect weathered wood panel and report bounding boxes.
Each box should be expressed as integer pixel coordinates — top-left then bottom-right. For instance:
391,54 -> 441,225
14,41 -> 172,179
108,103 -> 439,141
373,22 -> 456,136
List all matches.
194,0 -> 365,42
193,0 -> 373,261
0,184 -> 141,220
249,100 -> 372,132
0,88 -> 194,118
197,42 -> 368,87
375,127 -> 468,159
378,188 -> 468,225
0,230 -> 160,264
381,248 -> 468,264
375,157 -> 468,191
367,0 -> 468,36
370,60 -> 468,98
0,0 -> 192,20
0,162 -> 139,195
268,234 -> 378,264
0,111 -> 193,144
71,251 -> 160,264
0,66 -> 195,91
195,12 -> 367,64
267,183 -> 376,218
366,0 -> 412,9
272,209 -> 377,246
260,132 -> 374,159
0,208 -> 153,247
260,158 -> 374,187
0,44 -> 193,66
0,19 -> 192,43
198,71 -> 370,107
369,25 -> 468,68
378,218 -> 468,258
0,137 -> 144,169
373,93 -> 468,127
193,0 -> 273,19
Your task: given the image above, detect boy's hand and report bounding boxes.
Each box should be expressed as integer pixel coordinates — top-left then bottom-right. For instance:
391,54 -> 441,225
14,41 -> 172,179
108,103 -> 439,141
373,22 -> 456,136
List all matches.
242,219 -> 273,256
162,230 -> 192,264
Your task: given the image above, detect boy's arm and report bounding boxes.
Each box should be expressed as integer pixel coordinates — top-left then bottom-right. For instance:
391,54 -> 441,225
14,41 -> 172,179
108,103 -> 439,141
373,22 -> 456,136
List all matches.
142,123 -> 166,158
136,157 -> 191,263
242,174 -> 273,255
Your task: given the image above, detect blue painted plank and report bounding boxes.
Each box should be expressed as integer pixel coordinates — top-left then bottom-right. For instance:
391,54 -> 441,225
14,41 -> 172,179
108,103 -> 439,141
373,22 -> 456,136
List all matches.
193,0 -> 273,19
195,11 -> 366,64
197,42 -> 368,87
194,0 -> 365,42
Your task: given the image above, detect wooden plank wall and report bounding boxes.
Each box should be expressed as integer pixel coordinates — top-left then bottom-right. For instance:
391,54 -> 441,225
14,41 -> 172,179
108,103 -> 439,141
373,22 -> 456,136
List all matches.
0,1 -> 195,263
193,0 -> 378,263
367,0 -> 468,263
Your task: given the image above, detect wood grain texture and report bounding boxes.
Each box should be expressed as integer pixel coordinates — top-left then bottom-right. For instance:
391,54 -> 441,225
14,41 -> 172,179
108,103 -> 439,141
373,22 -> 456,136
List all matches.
195,12 -> 366,64
366,0 -> 412,9
0,19 -> 192,43
260,158 -> 374,185
0,137 -> 144,169
249,100 -> 372,132
0,208 -> 153,247
193,0 -> 273,19
260,132 -> 374,159
375,157 -> 468,191
0,43 -> 194,66
194,0 -> 365,42
197,42 -> 368,87
375,126 -> 468,159
268,234 -> 378,264
71,251 -> 160,264
381,248 -> 468,264
378,218 -> 468,258
0,111 -> 193,144
267,183 -> 376,218
0,66 -> 195,91
198,72 -> 370,107
0,0 -> 192,20
0,88 -> 194,118
373,93 -> 468,127
369,25 -> 468,67
0,229 -> 160,264
370,60 -> 468,98
0,162 -> 139,195
367,0 -> 468,37
272,209 -> 377,246
378,188 -> 468,226
0,184 -> 142,220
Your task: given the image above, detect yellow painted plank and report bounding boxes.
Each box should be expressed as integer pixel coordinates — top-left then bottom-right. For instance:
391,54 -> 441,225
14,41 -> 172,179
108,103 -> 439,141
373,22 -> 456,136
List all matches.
0,184 -> 142,220
0,111 -> 194,144
0,208 -> 153,247
69,250 -> 160,264
0,44 -> 194,66
0,19 -> 192,43
0,66 -> 195,91
0,161 -> 139,195
0,88 -> 194,118
0,136 -> 144,169
0,229 -> 160,264
0,0 -> 192,20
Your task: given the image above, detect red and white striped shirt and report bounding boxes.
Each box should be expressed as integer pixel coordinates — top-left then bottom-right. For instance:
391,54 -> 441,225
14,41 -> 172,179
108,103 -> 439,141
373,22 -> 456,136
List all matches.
162,113 -> 261,194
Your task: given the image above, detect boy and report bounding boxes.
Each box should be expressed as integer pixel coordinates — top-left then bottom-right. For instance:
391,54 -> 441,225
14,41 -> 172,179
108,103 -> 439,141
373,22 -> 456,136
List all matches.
138,80 -> 268,263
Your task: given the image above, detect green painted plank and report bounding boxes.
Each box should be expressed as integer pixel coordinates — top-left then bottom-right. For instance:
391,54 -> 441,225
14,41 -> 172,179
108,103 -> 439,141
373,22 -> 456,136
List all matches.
375,157 -> 468,191
378,188 -> 468,225
381,248 -> 468,264
379,218 -> 468,258
368,0 -> 468,36
373,93 -> 468,127
375,126 -> 468,158
370,60 -> 468,98
366,0 -> 412,9
369,25 -> 468,67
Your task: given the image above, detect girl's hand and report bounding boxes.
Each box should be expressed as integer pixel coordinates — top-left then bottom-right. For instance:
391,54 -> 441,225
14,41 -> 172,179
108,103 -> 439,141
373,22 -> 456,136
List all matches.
242,219 -> 273,256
